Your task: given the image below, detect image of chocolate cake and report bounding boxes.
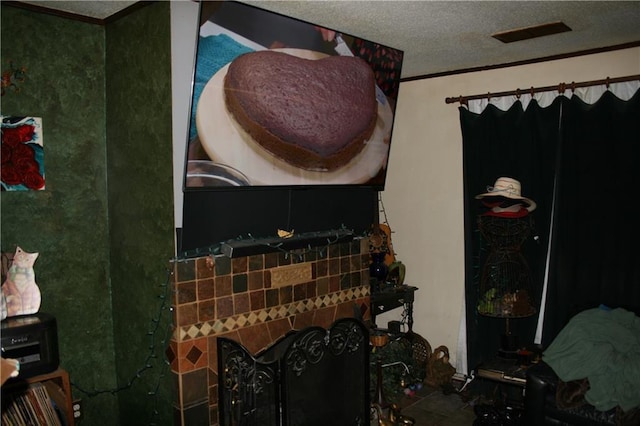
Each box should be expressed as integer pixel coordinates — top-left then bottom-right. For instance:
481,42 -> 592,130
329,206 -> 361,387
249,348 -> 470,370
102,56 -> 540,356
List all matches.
223,50 -> 378,171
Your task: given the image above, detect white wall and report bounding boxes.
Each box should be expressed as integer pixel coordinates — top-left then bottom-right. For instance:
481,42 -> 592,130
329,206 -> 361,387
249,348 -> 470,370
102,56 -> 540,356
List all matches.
171,1 -> 199,231
170,3 -> 639,370
381,47 -> 640,372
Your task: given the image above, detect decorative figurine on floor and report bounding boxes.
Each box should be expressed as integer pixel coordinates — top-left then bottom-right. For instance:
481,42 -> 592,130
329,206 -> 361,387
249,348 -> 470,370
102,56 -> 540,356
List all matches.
1,246 -> 40,319
389,403 -> 416,425
372,403 -> 394,426
372,402 -> 416,426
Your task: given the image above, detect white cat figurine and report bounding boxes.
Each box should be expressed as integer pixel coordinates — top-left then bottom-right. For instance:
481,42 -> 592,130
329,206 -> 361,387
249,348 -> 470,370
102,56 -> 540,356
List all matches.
1,247 -> 41,318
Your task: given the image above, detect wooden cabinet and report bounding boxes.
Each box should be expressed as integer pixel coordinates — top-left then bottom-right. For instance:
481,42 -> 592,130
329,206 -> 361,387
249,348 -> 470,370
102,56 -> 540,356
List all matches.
1,368 -> 74,425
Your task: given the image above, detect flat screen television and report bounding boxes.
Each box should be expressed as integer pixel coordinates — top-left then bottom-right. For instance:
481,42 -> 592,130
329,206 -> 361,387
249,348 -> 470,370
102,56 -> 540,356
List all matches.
183,0 -> 404,191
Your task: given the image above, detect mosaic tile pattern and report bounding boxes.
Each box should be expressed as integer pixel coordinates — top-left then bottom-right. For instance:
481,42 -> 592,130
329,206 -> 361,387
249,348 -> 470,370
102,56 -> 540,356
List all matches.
176,285 -> 370,341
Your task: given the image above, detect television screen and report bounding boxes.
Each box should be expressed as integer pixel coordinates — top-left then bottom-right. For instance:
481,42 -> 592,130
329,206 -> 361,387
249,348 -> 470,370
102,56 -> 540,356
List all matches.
183,0 -> 404,190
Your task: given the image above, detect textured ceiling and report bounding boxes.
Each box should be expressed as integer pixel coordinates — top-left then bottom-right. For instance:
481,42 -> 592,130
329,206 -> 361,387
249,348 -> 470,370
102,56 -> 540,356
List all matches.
21,0 -> 138,20
17,1 -> 640,79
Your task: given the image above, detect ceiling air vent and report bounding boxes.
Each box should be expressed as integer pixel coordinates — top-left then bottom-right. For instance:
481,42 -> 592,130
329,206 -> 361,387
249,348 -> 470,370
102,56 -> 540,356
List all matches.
492,21 -> 572,43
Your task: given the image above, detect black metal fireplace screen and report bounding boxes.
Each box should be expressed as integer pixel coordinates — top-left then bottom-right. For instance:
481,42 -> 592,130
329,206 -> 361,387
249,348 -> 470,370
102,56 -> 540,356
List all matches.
217,318 -> 370,426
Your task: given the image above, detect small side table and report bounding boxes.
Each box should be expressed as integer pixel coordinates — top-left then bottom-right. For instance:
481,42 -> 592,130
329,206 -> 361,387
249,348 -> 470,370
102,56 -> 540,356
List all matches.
370,285 -> 418,331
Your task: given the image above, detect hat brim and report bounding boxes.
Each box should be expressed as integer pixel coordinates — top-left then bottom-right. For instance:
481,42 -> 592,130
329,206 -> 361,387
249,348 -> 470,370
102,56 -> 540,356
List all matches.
476,193 -> 537,212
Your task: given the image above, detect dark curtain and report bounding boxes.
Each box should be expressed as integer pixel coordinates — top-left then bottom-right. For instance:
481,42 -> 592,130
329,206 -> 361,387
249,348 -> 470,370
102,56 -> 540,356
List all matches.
461,99 -> 561,369
461,90 -> 640,370
542,90 -> 640,346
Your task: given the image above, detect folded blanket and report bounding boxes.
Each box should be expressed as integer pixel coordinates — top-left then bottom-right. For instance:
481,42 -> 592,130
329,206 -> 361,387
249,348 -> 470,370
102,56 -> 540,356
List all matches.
543,307 -> 640,412
189,34 -> 254,141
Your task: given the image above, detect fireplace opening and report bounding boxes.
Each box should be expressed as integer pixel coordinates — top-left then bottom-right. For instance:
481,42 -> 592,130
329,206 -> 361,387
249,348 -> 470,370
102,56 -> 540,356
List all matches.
217,317 -> 370,426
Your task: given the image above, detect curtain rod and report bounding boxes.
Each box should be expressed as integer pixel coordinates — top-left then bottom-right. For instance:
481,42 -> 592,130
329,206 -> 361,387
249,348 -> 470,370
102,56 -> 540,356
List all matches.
445,74 -> 640,105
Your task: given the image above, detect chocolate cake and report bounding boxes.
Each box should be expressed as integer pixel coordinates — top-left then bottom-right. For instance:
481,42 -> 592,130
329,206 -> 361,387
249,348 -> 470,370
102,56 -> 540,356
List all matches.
223,50 -> 378,171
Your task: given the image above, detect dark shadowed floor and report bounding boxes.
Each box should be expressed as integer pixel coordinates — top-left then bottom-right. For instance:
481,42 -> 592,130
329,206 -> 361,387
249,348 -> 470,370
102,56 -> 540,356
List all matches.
371,383 -> 479,426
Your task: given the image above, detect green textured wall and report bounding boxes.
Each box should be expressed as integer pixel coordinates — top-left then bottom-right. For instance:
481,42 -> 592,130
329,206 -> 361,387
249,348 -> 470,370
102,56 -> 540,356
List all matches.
1,3 -> 174,425
0,4 -> 118,421
105,3 -> 175,425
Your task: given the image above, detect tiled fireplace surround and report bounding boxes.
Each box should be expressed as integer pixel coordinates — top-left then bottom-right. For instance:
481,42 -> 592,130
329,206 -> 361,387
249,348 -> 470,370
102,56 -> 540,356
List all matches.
168,236 -> 373,426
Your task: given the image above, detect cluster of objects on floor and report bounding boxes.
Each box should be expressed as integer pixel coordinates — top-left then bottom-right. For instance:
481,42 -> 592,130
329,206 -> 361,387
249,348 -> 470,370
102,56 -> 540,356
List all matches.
369,323 -> 458,425
372,402 -> 415,426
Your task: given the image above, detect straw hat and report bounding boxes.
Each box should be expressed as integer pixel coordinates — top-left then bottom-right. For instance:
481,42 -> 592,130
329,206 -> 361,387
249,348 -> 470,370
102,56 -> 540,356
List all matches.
475,177 -> 536,212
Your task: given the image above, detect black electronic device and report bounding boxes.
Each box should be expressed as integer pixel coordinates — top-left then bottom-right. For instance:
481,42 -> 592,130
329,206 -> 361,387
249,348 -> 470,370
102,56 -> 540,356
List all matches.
1,312 -> 59,378
183,1 -> 404,191
388,320 -> 402,334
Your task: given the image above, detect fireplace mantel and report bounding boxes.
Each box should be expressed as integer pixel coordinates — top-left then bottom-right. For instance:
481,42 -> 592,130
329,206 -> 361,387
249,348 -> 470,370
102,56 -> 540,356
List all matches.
168,235 -> 373,425
220,229 -> 355,258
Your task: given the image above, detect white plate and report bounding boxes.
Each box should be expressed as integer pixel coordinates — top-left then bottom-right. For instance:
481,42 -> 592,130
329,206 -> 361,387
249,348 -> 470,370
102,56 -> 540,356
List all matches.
195,48 -> 394,186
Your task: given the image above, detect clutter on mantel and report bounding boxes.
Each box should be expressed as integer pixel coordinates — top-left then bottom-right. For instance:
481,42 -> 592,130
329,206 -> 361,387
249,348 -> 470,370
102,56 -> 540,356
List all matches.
220,228 -> 355,257
177,227 -> 357,260
371,192 -> 407,289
